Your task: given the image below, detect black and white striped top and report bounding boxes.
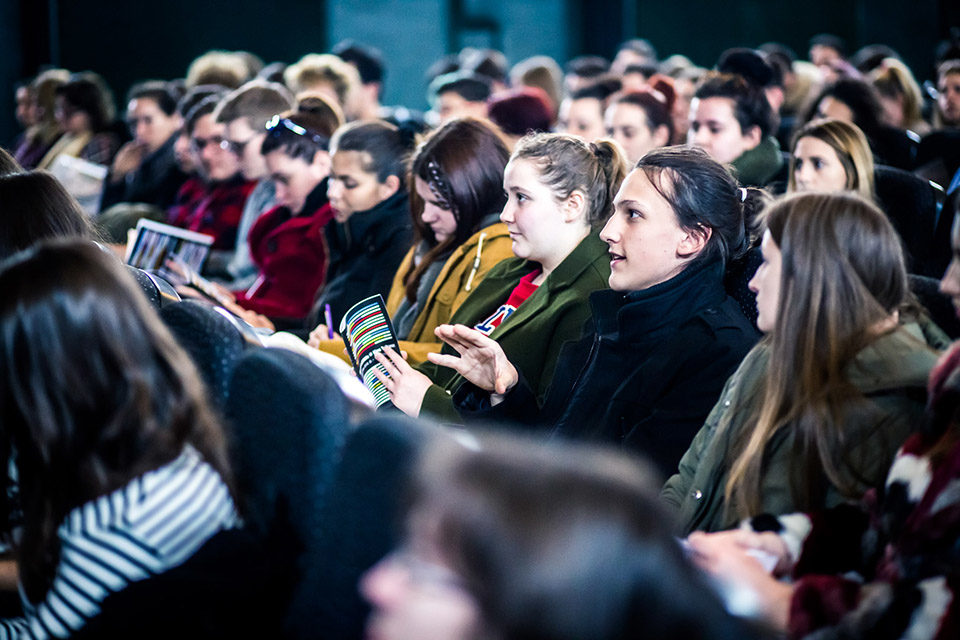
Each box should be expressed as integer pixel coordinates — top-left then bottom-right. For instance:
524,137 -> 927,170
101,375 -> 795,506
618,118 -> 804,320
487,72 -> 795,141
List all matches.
0,445 -> 240,639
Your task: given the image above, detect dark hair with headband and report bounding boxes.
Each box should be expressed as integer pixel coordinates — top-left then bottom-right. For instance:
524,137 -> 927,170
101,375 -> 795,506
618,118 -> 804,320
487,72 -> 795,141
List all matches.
259,110 -> 337,162
403,118 -> 511,302
633,146 -> 763,266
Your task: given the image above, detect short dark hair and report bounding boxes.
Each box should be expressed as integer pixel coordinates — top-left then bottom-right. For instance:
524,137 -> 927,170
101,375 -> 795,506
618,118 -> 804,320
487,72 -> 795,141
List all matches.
802,78 -> 884,138
330,119 -> 414,183
56,72 -> 115,132
810,33 -> 847,56
184,95 -> 221,135
430,71 -> 491,103
213,80 -> 294,130
332,40 -> 385,85
460,48 -> 509,85
176,85 -> 225,121
127,80 -> 180,116
716,48 -> 778,88
618,38 -> 658,62
564,55 -> 610,78
694,72 -> 775,139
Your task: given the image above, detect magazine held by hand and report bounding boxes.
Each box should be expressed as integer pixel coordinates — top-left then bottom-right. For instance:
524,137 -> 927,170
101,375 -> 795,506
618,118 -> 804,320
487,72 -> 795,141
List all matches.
339,295 -> 401,408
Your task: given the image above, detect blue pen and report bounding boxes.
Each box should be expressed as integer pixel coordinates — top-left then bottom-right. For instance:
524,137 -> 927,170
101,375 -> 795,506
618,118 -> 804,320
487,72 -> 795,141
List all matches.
324,304 -> 334,339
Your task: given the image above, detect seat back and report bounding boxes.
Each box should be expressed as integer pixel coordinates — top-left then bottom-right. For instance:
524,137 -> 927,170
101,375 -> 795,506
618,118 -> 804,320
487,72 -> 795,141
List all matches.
225,347 -> 353,639
160,300 -> 248,407
874,164 -> 944,277
304,415 -> 435,640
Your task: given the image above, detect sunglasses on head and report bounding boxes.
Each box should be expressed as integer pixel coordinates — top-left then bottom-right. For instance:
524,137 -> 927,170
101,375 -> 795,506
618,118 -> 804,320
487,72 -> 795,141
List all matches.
265,114 -> 328,147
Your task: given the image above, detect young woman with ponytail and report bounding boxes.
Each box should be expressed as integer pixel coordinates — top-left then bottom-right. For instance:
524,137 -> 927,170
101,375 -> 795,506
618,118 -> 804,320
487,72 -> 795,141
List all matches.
374,132 -> 623,421
663,192 -> 949,534
420,146 -> 762,475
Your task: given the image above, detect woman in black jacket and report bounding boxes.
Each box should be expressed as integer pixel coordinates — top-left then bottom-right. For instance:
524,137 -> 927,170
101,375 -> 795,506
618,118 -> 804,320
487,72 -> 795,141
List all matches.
437,146 -> 762,475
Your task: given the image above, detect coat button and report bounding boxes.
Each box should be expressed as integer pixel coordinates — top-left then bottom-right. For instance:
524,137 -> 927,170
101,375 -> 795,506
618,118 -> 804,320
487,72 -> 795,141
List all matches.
691,489 -> 703,500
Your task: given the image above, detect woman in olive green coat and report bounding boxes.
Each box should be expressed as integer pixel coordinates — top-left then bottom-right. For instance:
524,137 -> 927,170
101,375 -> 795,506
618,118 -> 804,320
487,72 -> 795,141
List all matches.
662,192 -> 948,534
373,132 -> 625,422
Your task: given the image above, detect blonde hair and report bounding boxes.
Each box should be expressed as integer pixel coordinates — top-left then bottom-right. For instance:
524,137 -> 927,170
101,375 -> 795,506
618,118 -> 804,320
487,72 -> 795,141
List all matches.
284,54 -> 359,106
870,58 -> 925,132
788,118 -> 875,198
185,50 -> 250,89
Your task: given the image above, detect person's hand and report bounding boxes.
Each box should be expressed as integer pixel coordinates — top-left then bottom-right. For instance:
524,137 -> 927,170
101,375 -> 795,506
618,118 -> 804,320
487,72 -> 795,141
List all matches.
234,308 -> 275,331
687,530 -> 793,631
111,141 -> 147,178
689,528 -> 793,576
307,324 -> 342,348
426,324 -> 519,394
373,346 -> 433,416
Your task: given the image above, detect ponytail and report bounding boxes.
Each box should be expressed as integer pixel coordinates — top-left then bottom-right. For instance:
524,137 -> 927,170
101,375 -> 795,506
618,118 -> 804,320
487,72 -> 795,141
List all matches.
513,132 -> 628,229
589,139 -> 629,226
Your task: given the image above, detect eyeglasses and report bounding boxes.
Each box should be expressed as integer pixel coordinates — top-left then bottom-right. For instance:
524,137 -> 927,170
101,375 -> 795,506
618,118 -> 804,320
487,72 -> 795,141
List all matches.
224,137 -> 257,156
265,114 -> 329,147
191,136 -> 231,152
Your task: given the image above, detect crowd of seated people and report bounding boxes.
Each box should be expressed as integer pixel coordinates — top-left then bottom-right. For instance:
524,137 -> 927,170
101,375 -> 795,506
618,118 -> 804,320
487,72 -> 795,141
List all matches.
2,28 -> 960,639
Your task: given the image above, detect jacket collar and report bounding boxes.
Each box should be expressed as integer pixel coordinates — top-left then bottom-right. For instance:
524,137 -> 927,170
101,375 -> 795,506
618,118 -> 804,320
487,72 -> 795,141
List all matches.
335,189 -> 408,248
590,257 -> 727,339
732,136 -> 783,186
488,233 -> 609,342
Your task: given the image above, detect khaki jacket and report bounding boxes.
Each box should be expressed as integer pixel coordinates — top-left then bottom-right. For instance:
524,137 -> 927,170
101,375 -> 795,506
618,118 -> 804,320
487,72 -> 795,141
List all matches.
315,223 -> 513,365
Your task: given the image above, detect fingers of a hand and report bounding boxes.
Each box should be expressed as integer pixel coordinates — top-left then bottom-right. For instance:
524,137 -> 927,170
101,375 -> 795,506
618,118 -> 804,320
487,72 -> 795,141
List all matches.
426,352 -> 464,371
372,367 -> 393,393
374,350 -> 399,376
452,324 -> 494,348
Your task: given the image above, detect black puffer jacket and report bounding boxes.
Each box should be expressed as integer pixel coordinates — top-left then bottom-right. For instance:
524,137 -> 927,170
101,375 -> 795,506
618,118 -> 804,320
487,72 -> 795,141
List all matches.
458,257 -> 759,477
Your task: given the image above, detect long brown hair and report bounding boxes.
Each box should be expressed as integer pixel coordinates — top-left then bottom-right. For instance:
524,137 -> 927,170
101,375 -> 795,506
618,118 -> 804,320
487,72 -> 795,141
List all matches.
0,241 -> 234,602
404,118 -> 510,302
724,192 -> 910,517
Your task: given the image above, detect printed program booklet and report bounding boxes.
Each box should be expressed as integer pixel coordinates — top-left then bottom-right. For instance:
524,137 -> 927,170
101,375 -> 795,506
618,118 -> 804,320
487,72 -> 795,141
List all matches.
339,295 -> 400,408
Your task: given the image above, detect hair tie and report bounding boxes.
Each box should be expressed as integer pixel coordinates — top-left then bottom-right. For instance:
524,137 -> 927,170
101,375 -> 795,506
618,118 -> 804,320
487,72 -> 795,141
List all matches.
425,159 -> 458,220
738,187 -> 747,203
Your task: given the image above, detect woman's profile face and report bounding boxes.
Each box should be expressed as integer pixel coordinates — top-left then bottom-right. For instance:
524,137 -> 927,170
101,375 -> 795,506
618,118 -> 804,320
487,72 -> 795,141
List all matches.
749,230 -> 783,333
599,169 -> 691,292
414,176 -> 458,244
792,136 -> 849,193
327,150 -> 394,222
605,102 -> 666,165
500,158 -> 568,264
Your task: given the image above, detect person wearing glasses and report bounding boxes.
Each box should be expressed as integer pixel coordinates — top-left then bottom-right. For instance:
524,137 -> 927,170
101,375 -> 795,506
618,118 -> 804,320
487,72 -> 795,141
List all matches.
166,94 -> 256,255
100,80 -> 187,211
208,80 -> 295,287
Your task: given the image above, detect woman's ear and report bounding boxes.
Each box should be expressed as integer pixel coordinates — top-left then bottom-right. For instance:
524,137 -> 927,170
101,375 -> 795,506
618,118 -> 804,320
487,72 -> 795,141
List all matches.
677,225 -> 712,259
562,190 -> 587,223
742,124 -> 763,149
378,174 -> 401,201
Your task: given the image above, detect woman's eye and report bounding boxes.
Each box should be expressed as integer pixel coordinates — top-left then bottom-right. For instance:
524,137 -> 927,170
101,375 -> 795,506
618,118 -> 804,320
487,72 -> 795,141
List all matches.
709,126 -> 721,135
627,209 -> 642,219
812,159 -> 823,170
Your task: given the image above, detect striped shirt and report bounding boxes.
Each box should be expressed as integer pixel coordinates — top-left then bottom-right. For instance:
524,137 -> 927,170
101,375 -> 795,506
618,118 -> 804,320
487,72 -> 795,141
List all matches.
0,446 -> 239,639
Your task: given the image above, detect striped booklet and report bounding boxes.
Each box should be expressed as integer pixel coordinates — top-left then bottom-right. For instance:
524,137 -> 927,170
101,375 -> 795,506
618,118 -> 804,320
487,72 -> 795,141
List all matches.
339,295 -> 400,408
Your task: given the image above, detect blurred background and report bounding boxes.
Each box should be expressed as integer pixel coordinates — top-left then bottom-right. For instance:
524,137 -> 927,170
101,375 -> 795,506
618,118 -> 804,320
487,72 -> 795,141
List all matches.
2,0 -> 958,143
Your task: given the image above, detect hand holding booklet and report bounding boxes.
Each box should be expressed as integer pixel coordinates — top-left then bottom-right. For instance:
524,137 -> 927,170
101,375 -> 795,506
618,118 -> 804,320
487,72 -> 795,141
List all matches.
339,295 -> 400,408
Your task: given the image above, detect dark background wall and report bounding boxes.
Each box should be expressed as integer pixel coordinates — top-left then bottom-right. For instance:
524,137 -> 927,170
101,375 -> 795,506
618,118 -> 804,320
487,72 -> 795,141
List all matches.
2,0 -> 957,145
